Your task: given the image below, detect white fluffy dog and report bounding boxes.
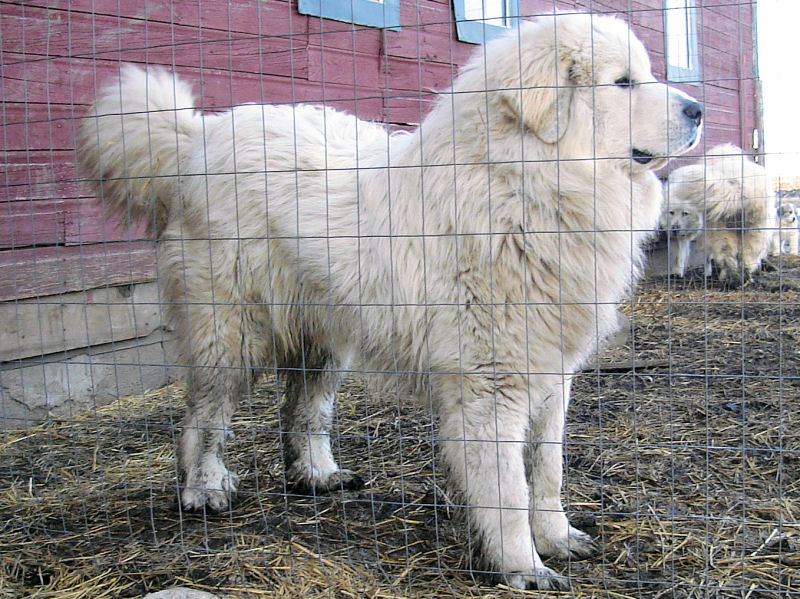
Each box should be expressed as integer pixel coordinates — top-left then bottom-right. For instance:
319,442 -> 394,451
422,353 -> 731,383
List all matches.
771,202 -> 799,255
667,144 -> 776,283
660,177 -> 704,276
78,13 -> 702,590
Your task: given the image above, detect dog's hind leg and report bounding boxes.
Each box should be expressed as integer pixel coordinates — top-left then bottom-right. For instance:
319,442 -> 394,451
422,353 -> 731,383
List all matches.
527,376 -> 597,560
741,229 -> 770,279
281,354 -> 364,493
176,288 -> 261,512
716,234 -> 743,284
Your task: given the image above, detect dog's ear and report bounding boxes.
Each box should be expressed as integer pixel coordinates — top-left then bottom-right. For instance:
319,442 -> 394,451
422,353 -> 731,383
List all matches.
498,42 -> 575,144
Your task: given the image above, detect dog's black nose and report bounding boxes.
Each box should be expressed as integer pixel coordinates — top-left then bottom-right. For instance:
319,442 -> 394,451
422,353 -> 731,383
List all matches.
683,101 -> 704,126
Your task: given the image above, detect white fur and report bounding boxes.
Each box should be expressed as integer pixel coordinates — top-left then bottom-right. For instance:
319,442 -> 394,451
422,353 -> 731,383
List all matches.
661,174 -> 704,276
78,13 -> 702,590
668,144 -> 776,283
771,202 -> 799,255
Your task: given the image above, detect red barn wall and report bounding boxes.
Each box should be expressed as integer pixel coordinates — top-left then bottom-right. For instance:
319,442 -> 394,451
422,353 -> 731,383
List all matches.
1,0 -> 758,339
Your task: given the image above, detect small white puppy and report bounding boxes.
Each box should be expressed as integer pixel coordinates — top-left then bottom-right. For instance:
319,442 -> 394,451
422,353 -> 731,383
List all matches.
661,175 -> 704,276
770,202 -> 799,255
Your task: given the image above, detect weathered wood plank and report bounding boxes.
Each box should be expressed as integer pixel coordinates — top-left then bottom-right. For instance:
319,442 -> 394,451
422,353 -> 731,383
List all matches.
0,199 -> 65,249
1,102 -> 80,152
0,52 -> 310,108
0,55 -> 388,118
11,0 -> 305,39
305,21 -> 382,54
307,45 -> 381,89
383,0 -> 472,65
380,55 -> 454,93
628,2 -> 667,33
0,153 -> 80,201
0,241 -> 155,301
1,6 -> 307,80
63,197 -> 150,245
0,282 -> 164,362
0,54 -> 101,105
384,25 -> 472,66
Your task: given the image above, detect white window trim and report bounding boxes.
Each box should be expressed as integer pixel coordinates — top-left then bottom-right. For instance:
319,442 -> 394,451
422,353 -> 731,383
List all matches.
298,0 -> 401,30
453,0 -> 520,44
664,0 -> 701,84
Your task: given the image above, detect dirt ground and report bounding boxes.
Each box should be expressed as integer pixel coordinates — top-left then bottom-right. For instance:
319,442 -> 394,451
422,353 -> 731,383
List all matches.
2,255 -> 799,598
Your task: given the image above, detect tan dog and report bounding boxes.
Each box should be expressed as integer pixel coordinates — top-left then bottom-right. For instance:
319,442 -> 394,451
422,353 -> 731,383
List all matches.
78,13 -> 702,589
660,176 -> 704,276
667,144 -> 776,283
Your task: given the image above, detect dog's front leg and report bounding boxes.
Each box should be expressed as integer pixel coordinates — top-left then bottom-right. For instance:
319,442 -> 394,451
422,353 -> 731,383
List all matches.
667,236 -> 687,276
527,376 -> 598,560
438,374 -> 568,590
676,237 -> 693,277
770,230 -> 782,256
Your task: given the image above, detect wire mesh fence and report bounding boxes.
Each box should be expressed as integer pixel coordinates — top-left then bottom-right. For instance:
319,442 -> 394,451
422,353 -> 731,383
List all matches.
1,1 -> 798,597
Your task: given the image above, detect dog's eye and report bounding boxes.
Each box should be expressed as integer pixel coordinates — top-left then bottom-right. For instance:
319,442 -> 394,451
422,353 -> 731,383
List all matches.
614,77 -> 634,88
682,211 -> 689,216
669,210 -> 675,216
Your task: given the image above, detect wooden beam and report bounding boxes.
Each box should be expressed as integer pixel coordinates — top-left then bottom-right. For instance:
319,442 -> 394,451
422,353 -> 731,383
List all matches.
0,241 -> 155,301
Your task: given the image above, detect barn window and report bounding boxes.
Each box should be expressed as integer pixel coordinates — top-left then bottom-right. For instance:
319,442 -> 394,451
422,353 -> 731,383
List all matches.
298,0 -> 401,30
664,0 -> 700,83
453,0 -> 520,44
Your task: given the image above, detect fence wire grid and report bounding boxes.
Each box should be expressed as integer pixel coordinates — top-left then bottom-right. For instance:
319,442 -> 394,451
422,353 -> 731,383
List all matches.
1,1 -> 798,598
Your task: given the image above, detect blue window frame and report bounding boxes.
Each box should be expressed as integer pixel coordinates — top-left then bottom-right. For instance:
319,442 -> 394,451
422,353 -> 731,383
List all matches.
664,0 -> 701,83
298,0 -> 401,31
453,0 -> 520,44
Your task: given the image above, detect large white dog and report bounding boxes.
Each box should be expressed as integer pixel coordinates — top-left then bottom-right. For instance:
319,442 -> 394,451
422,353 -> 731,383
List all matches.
668,144 -> 776,283
78,13 -> 702,589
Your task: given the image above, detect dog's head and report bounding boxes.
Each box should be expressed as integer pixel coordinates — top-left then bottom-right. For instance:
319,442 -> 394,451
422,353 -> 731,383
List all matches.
485,13 -> 703,169
659,202 -> 703,239
779,202 -> 798,226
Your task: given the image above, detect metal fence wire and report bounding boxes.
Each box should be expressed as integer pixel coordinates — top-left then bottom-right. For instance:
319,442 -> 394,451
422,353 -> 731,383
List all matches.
1,1 -> 798,597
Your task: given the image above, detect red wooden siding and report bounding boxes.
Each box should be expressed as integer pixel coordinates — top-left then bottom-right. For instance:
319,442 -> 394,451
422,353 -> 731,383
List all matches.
0,0 -> 760,303
0,242 -> 156,302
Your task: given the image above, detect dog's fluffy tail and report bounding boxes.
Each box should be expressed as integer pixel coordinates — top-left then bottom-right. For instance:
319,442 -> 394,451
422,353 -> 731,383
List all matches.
77,64 -> 201,235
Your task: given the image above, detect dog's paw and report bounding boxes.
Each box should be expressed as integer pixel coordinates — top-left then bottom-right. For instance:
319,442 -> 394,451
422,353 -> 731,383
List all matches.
181,461 -> 239,512
292,469 -> 364,494
504,566 -> 570,591
536,525 -> 599,560
181,487 -> 233,513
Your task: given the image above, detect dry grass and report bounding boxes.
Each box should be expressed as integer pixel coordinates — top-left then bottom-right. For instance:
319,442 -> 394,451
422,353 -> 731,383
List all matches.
2,257 -> 800,598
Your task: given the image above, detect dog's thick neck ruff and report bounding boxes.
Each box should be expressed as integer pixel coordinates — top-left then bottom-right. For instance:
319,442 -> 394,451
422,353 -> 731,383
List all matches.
374,13 -> 701,377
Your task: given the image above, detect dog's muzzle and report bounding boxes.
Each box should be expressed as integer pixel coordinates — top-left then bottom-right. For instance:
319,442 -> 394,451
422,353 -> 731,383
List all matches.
632,98 -> 704,165
680,99 -> 704,149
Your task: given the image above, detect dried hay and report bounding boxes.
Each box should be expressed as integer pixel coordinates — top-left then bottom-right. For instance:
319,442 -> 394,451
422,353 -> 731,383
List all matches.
2,257 -> 800,598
